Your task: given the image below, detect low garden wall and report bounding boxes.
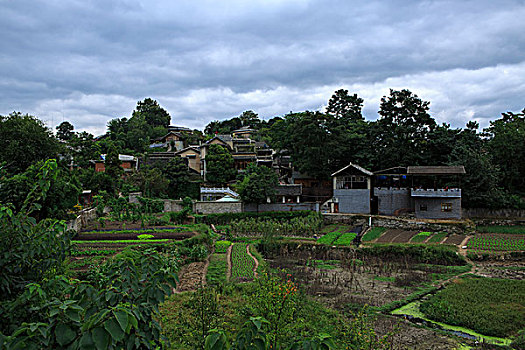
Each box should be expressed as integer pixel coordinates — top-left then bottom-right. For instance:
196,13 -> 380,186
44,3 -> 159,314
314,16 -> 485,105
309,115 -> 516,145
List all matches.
463,208 -> 525,220
67,208 -> 97,232
194,201 -> 243,214
323,213 -> 474,234
244,202 -> 319,212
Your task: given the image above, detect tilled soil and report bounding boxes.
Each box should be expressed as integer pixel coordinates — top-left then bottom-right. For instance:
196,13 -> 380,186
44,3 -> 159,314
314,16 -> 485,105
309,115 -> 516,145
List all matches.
473,261 -> 525,280
443,234 -> 466,245
375,315 -> 460,350
176,261 -> 208,292
377,229 -> 418,243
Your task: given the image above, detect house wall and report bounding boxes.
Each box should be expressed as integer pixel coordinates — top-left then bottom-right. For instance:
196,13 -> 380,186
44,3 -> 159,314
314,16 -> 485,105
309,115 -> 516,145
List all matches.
414,197 -> 461,219
333,189 -> 370,214
374,188 -> 412,215
95,163 -> 105,172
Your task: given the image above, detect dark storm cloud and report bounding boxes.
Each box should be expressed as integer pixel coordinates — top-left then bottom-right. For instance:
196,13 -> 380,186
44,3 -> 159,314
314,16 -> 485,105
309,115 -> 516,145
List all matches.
1,0 -> 524,134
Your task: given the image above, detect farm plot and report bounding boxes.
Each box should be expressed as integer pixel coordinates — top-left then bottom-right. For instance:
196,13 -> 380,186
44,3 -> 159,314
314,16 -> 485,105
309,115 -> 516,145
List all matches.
376,230 -> 417,243
467,234 -> 525,252
75,230 -> 194,241
442,234 -> 466,245
230,243 -> 256,282
410,232 -> 433,243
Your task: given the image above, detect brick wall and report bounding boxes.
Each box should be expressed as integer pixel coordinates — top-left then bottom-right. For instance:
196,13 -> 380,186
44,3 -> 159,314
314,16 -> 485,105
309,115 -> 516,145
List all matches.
374,188 -> 413,215
414,197 -> 461,219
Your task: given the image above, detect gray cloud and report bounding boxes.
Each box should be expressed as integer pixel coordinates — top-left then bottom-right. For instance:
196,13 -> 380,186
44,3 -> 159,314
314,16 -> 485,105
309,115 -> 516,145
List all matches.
1,0 -> 524,134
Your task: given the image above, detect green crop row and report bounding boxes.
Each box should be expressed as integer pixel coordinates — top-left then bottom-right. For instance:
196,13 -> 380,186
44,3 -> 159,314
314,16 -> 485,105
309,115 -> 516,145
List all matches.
71,249 -> 117,256
477,225 -> 525,234
420,277 -> 525,337
411,232 -> 433,243
427,232 -> 448,243
79,227 -> 190,235
333,232 -> 357,246
361,227 -> 387,242
317,231 -> 342,245
73,239 -> 171,244
467,236 -> 525,251
230,243 -> 255,281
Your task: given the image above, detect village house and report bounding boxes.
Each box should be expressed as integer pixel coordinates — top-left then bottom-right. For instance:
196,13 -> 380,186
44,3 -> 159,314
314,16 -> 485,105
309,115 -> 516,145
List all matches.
91,154 -> 139,173
327,163 -> 465,219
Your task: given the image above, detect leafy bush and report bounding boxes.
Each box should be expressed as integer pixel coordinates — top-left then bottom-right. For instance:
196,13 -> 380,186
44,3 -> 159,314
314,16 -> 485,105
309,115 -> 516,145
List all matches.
1,249 -> 178,349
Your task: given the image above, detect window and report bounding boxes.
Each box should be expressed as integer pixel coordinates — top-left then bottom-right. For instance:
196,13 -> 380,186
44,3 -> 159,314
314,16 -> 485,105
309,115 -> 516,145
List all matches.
420,204 -> 427,211
441,203 -> 452,212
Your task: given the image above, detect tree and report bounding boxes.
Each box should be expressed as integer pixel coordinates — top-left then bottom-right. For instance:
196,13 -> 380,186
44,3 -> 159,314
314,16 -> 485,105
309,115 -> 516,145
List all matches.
239,110 -> 261,129
326,89 -> 364,124
0,160 -> 81,220
485,108 -> 525,195
205,144 -> 236,185
237,164 -> 278,209
56,121 -> 74,141
268,111 -> 333,180
163,157 -> 200,199
0,112 -> 61,174
375,89 -> 437,169
132,98 -> 171,128
105,144 -> 122,180
129,167 -> 169,198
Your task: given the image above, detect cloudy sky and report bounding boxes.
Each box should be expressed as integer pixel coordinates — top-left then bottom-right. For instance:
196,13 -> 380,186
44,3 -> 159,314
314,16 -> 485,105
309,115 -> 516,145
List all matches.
1,0 -> 524,135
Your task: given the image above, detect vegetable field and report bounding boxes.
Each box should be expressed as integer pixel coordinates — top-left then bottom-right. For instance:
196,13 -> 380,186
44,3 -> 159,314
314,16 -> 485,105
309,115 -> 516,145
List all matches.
230,243 -> 256,281
420,277 -> 525,337
467,234 -> 525,252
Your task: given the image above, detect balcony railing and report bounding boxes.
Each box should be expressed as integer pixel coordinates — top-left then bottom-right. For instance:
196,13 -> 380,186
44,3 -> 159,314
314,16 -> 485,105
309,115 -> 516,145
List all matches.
411,188 -> 461,198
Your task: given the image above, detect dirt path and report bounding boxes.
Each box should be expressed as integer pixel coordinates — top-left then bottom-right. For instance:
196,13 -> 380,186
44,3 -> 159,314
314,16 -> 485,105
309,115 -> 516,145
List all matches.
226,244 -> 233,281
246,244 -> 259,278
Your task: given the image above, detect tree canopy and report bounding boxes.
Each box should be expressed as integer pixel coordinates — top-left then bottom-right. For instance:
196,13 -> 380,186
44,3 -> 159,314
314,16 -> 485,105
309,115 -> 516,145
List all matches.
0,112 -> 61,174
205,144 -> 236,186
237,164 -> 278,205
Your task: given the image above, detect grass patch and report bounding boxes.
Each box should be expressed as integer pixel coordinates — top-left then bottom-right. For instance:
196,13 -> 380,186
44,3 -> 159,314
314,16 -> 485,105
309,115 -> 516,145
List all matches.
477,225 -> 525,234
374,276 -> 395,282
362,227 -> 387,242
410,232 -> 433,243
420,277 -> 525,337
306,259 -> 340,270
206,253 -> 228,286
427,232 -> 447,243
333,232 -> 357,246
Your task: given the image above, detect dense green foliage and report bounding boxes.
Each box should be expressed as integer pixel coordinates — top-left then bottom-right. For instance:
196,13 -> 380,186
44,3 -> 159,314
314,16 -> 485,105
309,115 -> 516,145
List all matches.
0,112 -> 61,174
229,213 -> 323,238
237,163 -> 279,206
206,144 -> 236,186
215,240 -> 232,253
420,277 -> 525,337
196,210 -> 314,225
